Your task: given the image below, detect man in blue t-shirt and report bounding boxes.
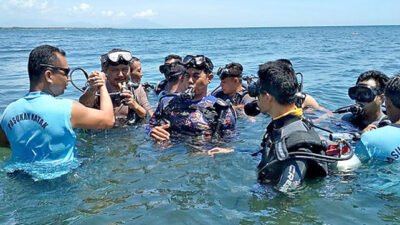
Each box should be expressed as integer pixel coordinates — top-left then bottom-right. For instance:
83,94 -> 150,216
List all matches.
0,45 -> 115,179
148,55 -> 236,141
356,74 -> 400,162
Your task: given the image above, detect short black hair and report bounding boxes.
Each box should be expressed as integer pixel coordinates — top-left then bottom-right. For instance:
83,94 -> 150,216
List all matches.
356,70 -> 389,94
258,60 -> 298,105
226,62 -> 243,77
385,74 -> 400,109
165,54 -> 182,63
28,45 -> 65,84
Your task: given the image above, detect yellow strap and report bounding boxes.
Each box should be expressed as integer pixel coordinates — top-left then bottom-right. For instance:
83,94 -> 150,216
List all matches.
273,107 -> 303,120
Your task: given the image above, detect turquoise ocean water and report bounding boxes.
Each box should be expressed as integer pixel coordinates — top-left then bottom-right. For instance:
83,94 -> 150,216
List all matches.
1,26 -> 400,224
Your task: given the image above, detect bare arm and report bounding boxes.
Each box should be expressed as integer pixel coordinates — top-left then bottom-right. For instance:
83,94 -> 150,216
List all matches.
79,71 -> 105,108
0,127 -> 9,147
71,77 -> 115,129
120,90 -> 147,119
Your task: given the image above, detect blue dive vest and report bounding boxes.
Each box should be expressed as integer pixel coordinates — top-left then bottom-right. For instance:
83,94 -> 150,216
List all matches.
356,124 -> 400,162
0,92 -> 78,180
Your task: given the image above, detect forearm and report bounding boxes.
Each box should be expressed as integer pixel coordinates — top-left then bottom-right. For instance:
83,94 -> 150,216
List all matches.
129,101 -> 147,118
79,87 -> 98,108
98,85 -> 114,119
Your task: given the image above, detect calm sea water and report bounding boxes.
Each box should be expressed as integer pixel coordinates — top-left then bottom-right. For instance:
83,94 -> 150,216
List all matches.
1,26 -> 400,224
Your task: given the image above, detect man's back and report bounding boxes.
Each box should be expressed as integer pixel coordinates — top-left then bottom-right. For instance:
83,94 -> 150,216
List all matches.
1,92 -> 77,179
356,124 -> 400,161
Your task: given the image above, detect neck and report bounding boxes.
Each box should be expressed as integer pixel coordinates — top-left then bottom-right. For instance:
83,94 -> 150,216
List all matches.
362,107 -> 383,126
228,84 -> 243,97
268,103 -> 297,119
167,82 -> 179,93
30,82 -> 46,93
193,88 -> 207,101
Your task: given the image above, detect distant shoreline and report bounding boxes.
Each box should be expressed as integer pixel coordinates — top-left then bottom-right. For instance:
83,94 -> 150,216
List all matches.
0,25 -> 399,30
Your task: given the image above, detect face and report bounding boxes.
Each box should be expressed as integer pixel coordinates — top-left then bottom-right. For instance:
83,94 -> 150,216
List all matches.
187,68 -> 211,95
130,61 -> 143,83
257,93 -> 271,114
356,79 -> 383,114
106,64 -> 130,89
220,77 -> 239,95
385,98 -> 399,123
48,52 -> 70,96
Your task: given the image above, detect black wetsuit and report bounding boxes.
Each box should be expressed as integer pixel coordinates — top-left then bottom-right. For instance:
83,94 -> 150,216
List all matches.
257,114 -> 328,192
342,112 -> 391,130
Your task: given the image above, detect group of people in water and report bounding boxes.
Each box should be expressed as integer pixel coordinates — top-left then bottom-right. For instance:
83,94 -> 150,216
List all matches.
0,45 -> 400,192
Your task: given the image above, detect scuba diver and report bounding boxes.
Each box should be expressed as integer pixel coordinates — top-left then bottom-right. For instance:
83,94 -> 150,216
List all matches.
356,74 -> 400,162
129,56 -> 154,116
211,62 -> 255,110
79,49 -> 147,127
0,45 -> 114,180
148,55 -> 236,141
338,70 -> 390,133
154,54 -> 186,97
250,60 -> 329,192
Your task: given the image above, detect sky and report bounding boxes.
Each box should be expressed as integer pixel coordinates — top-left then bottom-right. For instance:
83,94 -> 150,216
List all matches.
0,0 -> 399,28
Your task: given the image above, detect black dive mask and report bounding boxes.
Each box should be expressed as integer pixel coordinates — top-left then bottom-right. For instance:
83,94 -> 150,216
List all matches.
101,50 -> 132,66
183,55 -> 213,72
159,62 -> 187,79
348,84 -> 380,103
244,100 -> 261,116
248,80 -> 268,98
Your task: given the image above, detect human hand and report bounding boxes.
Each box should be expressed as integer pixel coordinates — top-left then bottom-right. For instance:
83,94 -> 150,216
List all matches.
120,90 -> 136,107
87,71 -> 106,91
361,124 -> 377,134
150,124 -> 171,141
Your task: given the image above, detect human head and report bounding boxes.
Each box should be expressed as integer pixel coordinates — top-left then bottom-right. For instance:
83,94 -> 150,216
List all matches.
159,54 -> 186,84
101,49 -> 132,90
130,56 -> 142,83
218,62 -> 243,96
164,54 -> 182,64
28,45 -> 70,96
184,55 -> 214,97
28,45 -> 68,84
352,70 -> 389,115
256,60 -> 298,113
384,74 -> 400,123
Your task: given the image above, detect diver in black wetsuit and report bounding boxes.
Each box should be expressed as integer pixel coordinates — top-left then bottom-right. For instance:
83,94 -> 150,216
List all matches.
340,70 -> 390,133
250,60 -> 328,192
212,62 -> 255,111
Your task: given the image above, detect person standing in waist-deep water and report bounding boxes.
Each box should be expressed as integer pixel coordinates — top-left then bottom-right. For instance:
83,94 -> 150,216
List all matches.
355,74 -> 400,162
342,70 -> 390,133
79,49 -> 147,127
148,55 -> 236,142
212,62 -> 255,111
0,45 -> 114,180
251,60 -> 328,192
129,56 -> 154,116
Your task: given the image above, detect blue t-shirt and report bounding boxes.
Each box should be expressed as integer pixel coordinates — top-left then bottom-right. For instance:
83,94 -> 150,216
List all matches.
149,94 -> 236,136
355,124 -> 400,162
0,92 -> 78,180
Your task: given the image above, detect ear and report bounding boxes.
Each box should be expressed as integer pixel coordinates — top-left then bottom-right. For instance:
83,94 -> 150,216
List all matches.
233,77 -> 240,83
43,69 -> 53,84
207,73 -> 214,83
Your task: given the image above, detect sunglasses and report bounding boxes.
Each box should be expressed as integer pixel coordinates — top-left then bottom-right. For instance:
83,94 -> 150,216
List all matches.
348,84 -> 380,103
101,51 -> 132,66
40,64 -> 70,77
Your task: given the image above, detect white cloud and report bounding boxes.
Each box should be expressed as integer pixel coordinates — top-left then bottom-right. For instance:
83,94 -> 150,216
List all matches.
10,0 -> 48,10
101,10 -> 114,17
133,9 -> 157,18
73,3 -> 90,12
117,12 -> 126,17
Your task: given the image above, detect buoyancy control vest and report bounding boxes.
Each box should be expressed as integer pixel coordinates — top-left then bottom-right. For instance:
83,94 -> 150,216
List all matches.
257,114 -> 328,183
